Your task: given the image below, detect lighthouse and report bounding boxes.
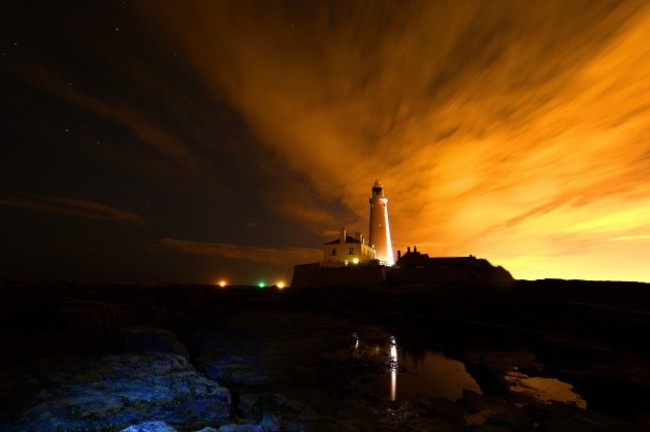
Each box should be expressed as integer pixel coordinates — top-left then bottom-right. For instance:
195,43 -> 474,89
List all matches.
368,180 -> 394,266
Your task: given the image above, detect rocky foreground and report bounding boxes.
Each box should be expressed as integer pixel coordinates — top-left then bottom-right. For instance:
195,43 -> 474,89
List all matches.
0,279 -> 648,431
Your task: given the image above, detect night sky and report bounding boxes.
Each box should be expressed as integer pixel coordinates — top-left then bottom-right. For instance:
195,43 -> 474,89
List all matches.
2,0 -> 650,284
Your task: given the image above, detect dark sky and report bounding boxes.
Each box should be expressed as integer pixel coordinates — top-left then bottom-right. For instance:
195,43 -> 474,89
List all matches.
2,0 -> 650,284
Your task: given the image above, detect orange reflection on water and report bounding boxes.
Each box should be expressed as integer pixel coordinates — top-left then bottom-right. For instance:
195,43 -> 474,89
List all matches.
353,334 -> 481,401
504,371 -> 587,409
385,350 -> 481,401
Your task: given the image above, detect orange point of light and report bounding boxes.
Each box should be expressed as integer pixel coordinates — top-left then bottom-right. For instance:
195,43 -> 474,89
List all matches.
276,281 -> 285,289
218,280 -> 227,288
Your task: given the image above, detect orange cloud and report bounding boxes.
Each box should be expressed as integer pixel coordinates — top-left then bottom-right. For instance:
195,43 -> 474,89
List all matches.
0,195 -> 148,224
153,238 -> 322,266
137,1 -> 650,281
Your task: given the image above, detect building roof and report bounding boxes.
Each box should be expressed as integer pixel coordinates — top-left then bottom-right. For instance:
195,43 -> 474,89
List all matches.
324,235 -> 362,245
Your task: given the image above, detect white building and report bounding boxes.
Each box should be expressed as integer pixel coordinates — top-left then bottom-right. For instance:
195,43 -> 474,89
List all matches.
323,227 -> 376,265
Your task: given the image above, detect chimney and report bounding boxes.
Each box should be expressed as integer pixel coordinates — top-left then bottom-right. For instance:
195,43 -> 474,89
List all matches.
340,227 -> 347,243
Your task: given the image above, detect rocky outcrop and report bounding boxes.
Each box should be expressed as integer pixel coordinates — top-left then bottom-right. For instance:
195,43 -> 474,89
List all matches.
1,352 -> 230,431
291,254 -> 515,289
391,253 -> 515,287
120,421 -> 178,432
1,279 -> 647,431
190,312 -> 361,390
112,326 -> 190,358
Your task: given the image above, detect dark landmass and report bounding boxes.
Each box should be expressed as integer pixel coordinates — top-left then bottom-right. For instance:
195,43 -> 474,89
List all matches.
0,277 -> 648,431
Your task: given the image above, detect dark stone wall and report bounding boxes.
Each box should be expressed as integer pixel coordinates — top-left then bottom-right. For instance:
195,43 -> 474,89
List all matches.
291,263 -> 386,287
291,258 -> 514,288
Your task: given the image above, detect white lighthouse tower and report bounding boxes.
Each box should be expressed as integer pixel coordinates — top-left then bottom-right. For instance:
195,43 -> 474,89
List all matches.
368,180 -> 394,266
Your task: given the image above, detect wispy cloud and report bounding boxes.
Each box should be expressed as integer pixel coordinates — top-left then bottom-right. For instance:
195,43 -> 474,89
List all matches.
1,58 -> 205,176
6,1 -> 650,281
140,0 -> 650,280
0,195 -> 148,224
611,233 -> 650,241
153,238 -> 322,266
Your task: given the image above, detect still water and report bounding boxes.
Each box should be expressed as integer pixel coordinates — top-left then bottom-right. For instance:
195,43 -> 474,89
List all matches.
352,334 -> 586,407
352,335 -> 481,401
504,370 -> 587,409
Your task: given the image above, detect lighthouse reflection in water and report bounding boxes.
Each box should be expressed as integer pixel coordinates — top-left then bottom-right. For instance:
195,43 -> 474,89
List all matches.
353,333 -> 481,401
389,336 -> 397,401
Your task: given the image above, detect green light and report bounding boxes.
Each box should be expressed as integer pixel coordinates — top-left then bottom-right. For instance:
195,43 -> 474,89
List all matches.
258,281 -> 265,288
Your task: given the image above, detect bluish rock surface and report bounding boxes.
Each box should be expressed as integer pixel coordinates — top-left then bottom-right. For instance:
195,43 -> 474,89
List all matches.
0,352 -> 230,431
120,421 -> 178,432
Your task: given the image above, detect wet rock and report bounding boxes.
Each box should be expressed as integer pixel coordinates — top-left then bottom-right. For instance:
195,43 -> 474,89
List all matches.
462,390 -> 532,431
237,425 -> 265,432
215,423 -> 265,432
114,326 -> 189,358
260,411 -> 282,431
465,350 -> 544,378
484,408 -> 532,431
120,421 -> 178,432
0,364 -> 53,422
472,425 -> 513,432
192,326 -> 285,387
411,395 -> 467,420
371,396 -> 469,431
261,411 -> 309,432
1,352 -> 230,431
235,392 -> 308,431
202,355 -> 279,386
2,280 -> 646,432
525,402 -> 632,432
462,390 -> 511,412
191,313 -> 355,389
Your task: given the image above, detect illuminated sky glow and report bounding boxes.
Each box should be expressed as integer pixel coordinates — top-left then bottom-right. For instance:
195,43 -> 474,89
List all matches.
2,1 -> 650,282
